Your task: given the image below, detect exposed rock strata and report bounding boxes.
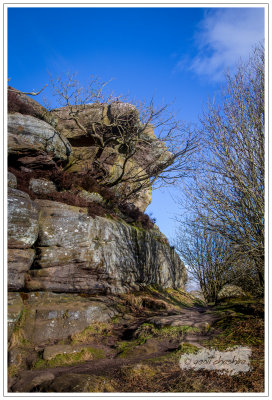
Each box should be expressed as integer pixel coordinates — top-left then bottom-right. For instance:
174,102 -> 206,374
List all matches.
8,292 -> 117,345
8,113 -> 72,168
8,188 -> 40,249
7,91 -> 188,387
8,249 -> 35,290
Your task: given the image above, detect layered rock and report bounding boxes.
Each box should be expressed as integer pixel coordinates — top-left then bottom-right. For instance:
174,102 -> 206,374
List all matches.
7,91 -> 187,370
25,199 -> 186,294
8,188 -> 40,249
9,292 -> 117,345
8,189 -> 186,296
8,113 -> 72,168
8,249 -> 35,290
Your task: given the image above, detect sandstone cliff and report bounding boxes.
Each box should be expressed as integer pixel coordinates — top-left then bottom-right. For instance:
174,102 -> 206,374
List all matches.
7,88 -> 188,391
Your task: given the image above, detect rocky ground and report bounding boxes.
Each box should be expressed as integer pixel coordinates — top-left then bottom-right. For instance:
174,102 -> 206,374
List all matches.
8,288 -> 264,393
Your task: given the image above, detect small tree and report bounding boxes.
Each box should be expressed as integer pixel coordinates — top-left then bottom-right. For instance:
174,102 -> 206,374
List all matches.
46,72 -> 198,203
176,224 -> 235,303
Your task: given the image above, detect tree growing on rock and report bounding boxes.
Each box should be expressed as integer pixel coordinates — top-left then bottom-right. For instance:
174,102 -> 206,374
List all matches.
46,72 -> 198,205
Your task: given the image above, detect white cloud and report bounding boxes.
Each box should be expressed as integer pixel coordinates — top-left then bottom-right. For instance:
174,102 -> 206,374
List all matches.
189,8 -> 264,81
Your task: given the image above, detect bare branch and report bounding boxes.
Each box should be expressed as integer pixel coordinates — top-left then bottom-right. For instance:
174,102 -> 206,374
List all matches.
8,84 -> 48,96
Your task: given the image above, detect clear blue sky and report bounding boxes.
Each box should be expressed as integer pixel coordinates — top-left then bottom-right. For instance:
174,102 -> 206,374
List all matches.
8,6 -> 264,241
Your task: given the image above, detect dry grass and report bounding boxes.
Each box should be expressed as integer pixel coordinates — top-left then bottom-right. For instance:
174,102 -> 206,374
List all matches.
71,322 -> 113,344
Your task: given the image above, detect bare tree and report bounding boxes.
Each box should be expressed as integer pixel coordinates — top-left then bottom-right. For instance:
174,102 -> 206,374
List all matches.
46,72 -> 198,203
182,44 -> 264,289
176,224 -> 235,303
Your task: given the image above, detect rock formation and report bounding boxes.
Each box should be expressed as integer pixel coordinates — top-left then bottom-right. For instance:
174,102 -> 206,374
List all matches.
7,88 -> 187,391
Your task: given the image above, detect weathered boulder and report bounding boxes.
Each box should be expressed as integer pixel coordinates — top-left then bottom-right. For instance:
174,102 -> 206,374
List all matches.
51,102 -> 139,141
10,292 -> 117,345
8,188 -> 40,249
29,178 -> 57,195
133,124 -> 172,174
51,103 -> 105,140
77,190 -> 105,204
8,172 -> 17,188
64,146 -> 99,173
25,200 -> 186,294
34,200 -> 93,248
65,146 -> 152,211
108,101 -> 139,125
217,285 -> 247,301
8,113 -> 72,165
8,249 -> 35,290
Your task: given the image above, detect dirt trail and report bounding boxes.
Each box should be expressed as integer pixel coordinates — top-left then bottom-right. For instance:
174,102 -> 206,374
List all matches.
10,305 -> 221,393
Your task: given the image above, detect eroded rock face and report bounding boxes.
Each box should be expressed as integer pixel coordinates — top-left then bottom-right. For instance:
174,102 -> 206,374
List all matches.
8,293 -> 24,340
8,249 -> 35,290
50,104 -> 168,212
8,188 -> 40,249
7,195 -> 186,295
11,292 -> 117,344
25,200 -> 186,294
8,113 -> 72,165
8,172 -> 17,188
7,94 -> 188,376
34,200 -> 93,248
51,102 -> 139,140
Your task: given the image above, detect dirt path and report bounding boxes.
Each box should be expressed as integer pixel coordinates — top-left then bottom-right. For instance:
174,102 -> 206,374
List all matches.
10,305 -> 221,393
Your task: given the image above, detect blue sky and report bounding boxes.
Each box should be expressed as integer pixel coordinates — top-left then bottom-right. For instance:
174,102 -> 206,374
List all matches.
8,6 -> 264,242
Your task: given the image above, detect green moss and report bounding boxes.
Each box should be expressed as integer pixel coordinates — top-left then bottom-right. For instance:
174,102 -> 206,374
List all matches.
111,315 -> 121,324
136,322 -> 200,341
9,306 -> 31,349
177,343 -> 200,354
147,343 -> 200,364
116,339 -> 143,357
33,347 -> 105,369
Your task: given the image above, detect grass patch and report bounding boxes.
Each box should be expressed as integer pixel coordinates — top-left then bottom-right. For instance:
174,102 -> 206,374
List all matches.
203,315 -> 264,350
116,339 -> 143,357
71,322 -> 113,344
116,324 -> 200,358
33,347 -> 105,369
147,343 -> 200,364
8,363 -> 21,378
144,285 -> 205,308
121,362 -> 158,379
136,322 -> 200,341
